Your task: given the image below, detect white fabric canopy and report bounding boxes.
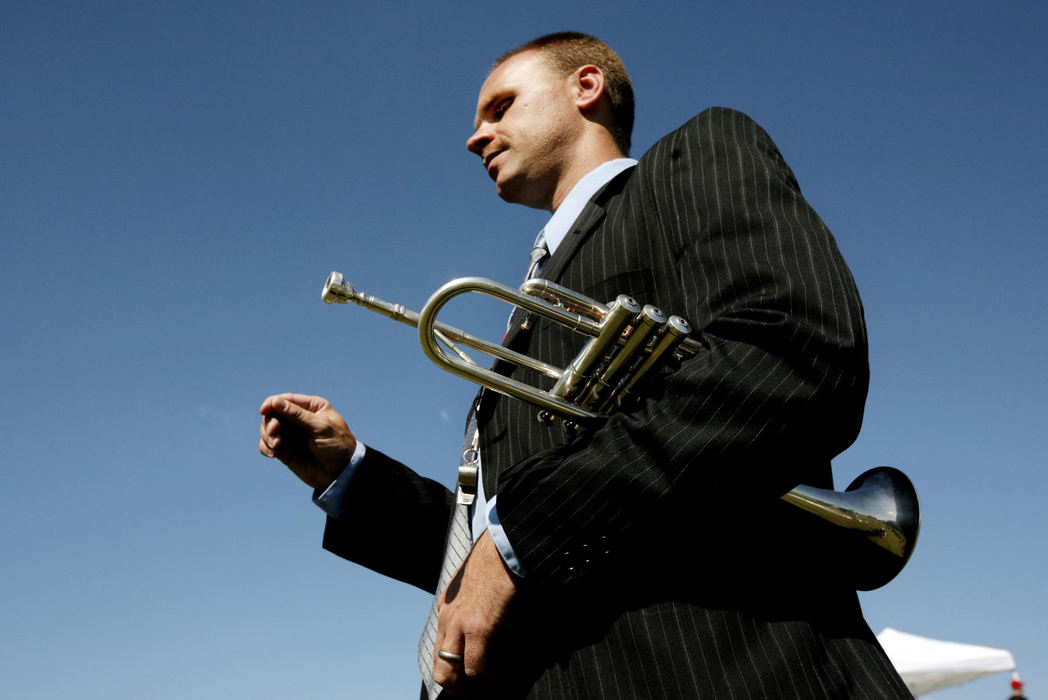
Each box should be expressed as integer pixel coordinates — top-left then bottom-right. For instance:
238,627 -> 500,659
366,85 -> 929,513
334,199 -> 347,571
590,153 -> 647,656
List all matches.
876,627 -> 1016,697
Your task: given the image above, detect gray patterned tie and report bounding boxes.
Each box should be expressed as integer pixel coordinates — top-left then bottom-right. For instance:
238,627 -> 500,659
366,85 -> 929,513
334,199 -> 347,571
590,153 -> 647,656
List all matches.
524,229 -> 549,281
506,230 -> 550,335
418,410 -> 480,700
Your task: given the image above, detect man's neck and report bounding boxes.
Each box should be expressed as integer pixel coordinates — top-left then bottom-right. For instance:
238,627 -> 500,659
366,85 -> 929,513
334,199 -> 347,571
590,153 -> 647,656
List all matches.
540,157 -> 637,257
548,139 -> 625,212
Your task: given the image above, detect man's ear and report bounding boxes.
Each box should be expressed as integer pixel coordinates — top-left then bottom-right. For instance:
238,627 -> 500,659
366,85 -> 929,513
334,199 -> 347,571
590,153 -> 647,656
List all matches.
573,64 -> 606,110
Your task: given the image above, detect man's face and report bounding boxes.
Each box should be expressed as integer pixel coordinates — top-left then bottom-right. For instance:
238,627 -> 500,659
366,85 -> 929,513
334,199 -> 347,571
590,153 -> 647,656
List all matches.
466,50 -> 582,210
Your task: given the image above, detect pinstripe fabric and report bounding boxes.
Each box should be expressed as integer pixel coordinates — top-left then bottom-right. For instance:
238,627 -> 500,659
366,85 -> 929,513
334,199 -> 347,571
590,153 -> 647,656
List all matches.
322,108 -> 911,698
477,108 -> 911,699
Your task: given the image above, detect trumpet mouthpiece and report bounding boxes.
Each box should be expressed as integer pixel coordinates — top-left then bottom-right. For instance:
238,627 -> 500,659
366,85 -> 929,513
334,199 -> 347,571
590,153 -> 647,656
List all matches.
322,271 -> 355,304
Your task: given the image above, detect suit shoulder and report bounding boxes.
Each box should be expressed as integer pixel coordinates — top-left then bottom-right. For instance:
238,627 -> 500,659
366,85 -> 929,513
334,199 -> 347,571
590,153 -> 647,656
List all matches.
635,107 -> 797,190
686,106 -> 760,131
641,107 -> 774,158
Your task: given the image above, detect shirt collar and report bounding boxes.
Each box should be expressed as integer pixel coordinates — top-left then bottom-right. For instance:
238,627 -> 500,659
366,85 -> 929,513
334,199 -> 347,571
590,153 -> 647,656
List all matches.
538,157 -> 637,255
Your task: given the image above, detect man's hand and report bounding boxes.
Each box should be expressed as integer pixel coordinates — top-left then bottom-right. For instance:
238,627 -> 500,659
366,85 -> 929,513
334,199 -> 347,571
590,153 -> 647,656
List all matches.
258,393 -> 356,490
433,529 -> 519,696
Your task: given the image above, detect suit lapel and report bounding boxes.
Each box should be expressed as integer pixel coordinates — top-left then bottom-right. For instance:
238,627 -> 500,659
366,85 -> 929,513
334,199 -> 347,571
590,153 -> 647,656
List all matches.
500,166 -> 634,350
537,197 -> 608,283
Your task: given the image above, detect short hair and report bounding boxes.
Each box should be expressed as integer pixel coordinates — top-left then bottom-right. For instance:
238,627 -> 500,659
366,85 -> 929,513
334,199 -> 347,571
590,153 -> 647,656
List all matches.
494,32 -> 634,154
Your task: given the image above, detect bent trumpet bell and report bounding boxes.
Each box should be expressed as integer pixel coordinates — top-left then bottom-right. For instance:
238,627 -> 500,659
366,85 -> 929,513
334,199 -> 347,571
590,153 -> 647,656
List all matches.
783,466 -> 920,590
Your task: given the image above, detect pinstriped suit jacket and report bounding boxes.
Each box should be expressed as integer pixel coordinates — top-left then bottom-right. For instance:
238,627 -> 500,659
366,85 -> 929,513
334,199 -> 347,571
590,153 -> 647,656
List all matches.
322,108 -> 912,699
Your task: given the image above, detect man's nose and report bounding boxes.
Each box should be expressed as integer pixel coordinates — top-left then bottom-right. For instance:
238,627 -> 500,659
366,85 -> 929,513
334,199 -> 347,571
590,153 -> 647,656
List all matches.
466,123 -> 492,156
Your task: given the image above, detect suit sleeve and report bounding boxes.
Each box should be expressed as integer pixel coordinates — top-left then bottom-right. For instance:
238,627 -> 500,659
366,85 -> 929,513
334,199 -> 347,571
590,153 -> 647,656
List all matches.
493,108 -> 869,592
321,447 -> 455,593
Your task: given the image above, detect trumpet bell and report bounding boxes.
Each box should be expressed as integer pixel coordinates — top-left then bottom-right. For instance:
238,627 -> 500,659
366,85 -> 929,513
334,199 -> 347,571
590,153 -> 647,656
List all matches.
784,467 -> 920,590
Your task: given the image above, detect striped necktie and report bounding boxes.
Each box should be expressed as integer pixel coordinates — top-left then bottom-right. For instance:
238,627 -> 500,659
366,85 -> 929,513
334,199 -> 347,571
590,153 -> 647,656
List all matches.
418,410 -> 480,699
505,230 -> 550,337
524,229 -> 549,281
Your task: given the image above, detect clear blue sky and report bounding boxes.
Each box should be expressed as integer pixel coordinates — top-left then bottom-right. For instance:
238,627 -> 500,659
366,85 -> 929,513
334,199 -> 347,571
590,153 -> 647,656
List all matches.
2,2 -> 1045,698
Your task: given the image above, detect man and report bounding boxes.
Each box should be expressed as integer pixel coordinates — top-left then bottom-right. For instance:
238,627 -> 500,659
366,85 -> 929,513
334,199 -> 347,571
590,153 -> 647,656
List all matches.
260,32 -> 911,699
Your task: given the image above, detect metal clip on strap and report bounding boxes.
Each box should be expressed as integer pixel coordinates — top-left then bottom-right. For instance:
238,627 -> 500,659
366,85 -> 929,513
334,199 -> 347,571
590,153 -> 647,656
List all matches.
456,432 -> 480,506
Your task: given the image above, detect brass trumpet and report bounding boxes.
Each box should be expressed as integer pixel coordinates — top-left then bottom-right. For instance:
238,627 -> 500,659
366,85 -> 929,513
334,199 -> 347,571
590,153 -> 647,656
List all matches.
321,271 -> 919,590
322,271 -> 702,421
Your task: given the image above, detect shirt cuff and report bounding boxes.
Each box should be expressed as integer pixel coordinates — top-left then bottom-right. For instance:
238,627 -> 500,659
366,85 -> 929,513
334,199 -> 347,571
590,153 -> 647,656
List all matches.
312,440 -> 368,519
486,496 -> 526,577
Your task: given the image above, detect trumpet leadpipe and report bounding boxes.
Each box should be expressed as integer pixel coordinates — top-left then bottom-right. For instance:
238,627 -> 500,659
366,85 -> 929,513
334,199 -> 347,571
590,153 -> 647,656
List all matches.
322,271 -> 417,325
323,271 -> 563,381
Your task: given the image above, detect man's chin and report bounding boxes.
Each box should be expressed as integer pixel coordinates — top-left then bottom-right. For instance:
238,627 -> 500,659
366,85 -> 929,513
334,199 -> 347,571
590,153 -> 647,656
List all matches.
494,179 -> 520,204
495,178 -> 550,211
